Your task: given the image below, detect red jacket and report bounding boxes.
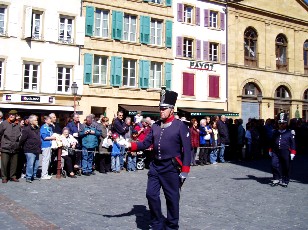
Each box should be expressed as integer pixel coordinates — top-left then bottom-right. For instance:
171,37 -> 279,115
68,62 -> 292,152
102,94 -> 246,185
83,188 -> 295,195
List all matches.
190,126 -> 200,148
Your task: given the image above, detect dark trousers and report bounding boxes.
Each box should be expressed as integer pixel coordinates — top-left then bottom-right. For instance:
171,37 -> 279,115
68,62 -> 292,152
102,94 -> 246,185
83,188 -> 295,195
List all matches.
272,149 -> 291,183
191,148 -> 198,165
98,154 -> 111,173
199,142 -> 210,165
146,159 -> 180,230
1,152 -> 18,180
62,155 -> 74,174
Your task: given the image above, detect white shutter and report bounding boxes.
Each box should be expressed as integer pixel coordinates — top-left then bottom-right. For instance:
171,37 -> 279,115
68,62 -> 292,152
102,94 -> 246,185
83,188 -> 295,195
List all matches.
41,61 -> 57,93
24,6 -> 32,38
8,4 -> 19,37
74,65 -> 83,95
44,12 -> 58,42
75,16 -> 85,45
5,58 -> 22,91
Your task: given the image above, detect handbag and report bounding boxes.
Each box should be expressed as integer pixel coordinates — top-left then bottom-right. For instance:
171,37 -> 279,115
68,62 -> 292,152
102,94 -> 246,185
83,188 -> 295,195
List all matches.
102,136 -> 110,148
204,127 -> 211,140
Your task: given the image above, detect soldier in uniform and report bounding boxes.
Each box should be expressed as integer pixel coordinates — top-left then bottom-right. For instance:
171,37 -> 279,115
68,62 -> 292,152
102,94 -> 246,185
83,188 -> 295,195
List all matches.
127,89 -> 191,230
269,112 -> 296,188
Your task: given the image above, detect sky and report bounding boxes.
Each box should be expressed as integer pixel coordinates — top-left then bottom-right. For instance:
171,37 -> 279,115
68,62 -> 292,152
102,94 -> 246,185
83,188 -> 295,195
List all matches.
305,0 -> 308,4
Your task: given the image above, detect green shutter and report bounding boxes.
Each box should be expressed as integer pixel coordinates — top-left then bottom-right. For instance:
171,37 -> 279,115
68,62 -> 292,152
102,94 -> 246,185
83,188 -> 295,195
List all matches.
112,11 -> 123,40
165,20 -> 172,48
165,0 -> 172,7
111,56 -> 122,86
84,53 -> 93,85
140,16 -> 150,44
85,6 -> 94,36
143,0 -> 150,2
139,60 -> 149,89
165,62 -> 172,90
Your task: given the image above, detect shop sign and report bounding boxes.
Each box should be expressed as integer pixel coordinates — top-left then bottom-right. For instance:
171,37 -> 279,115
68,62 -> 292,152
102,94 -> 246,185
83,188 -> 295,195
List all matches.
189,61 -> 215,71
2,94 -> 55,104
21,95 -> 40,102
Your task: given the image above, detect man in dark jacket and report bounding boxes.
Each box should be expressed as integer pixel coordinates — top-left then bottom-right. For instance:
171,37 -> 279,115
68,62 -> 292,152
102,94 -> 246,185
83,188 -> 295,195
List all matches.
217,115 -> 230,163
19,115 -> 42,183
0,110 -> 21,183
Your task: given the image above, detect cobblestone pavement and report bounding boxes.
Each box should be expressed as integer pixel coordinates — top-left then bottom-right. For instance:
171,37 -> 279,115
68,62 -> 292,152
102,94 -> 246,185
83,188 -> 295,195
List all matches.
0,154 -> 307,230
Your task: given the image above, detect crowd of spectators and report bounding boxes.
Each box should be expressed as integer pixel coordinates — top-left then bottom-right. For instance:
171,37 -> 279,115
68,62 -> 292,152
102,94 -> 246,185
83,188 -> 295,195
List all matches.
0,109 -> 307,184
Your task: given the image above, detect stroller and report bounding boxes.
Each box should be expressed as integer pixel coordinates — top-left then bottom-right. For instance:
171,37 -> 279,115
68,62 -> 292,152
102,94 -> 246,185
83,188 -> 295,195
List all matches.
136,151 -> 146,170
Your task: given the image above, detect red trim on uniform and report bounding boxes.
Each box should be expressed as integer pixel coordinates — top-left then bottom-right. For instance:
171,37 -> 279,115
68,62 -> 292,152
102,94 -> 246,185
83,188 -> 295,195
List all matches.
164,115 -> 175,124
175,156 -> 183,166
131,142 -> 138,152
269,148 -> 272,152
290,149 -> 296,154
182,166 -> 190,173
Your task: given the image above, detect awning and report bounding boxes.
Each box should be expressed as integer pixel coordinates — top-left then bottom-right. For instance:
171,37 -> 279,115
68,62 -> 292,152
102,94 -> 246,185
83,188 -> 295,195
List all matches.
119,104 -> 160,116
178,107 -> 239,117
0,103 -> 74,111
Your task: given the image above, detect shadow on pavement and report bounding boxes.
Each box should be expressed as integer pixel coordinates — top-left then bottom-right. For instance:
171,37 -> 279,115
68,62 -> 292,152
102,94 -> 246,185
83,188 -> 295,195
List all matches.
229,154 -> 308,184
102,205 -> 151,230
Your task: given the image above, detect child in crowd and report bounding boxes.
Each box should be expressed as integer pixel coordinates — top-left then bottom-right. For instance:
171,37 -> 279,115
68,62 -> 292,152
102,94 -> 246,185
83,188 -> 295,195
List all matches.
111,133 -> 121,173
127,130 -> 138,172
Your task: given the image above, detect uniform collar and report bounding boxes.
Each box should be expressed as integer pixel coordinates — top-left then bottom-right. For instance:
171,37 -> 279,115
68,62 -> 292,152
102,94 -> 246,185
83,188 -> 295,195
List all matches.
163,115 -> 175,124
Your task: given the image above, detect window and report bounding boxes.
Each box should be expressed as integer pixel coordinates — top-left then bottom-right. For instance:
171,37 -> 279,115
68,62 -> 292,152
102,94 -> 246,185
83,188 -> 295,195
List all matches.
304,89 -> 308,101
123,14 -> 136,42
93,55 -> 108,85
150,19 -> 162,46
183,38 -> 193,58
0,7 -> 6,35
59,16 -> 73,43
184,5 -> 193,24
23,63 -> 39,91
244,27 -> 258,67
304,41 -> 308,75
183,72 -> 194,96
151,0 -> 163,3
276,34 -> 288,71
275,86 -> 290,99
209,11 -> 218,28
57,66 -> 72,93
0,60 -> 3,88
95,9 -> 109,38
123,59 -> 136,87
31,12 -> 42,39
209,75 -> 219,98
209,43 -> 218,62
243,83 -> 260,96
149,62 -> 162,89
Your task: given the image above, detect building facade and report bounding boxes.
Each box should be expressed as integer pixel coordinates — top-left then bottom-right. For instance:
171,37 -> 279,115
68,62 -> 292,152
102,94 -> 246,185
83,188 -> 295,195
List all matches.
173,0 -> 232,118
227,0 -> 308,123
80,0 -> 173,119
0,0 -> 84,124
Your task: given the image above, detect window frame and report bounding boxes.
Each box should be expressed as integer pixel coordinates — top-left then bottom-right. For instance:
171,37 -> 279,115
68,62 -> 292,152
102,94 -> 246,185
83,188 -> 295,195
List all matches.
57,65 -> 72,93
123,59 -> 136,87
244,28 -> 258,67
209,11 -> 218,28
31,11 -> 43,40
275,86 -> 291,99
23,62 -> 40,92
0,6 -> 7,36
93,55 -> 108,85
149,62 -> 162,89
150,0 -> 163,4
0,59 -> 3,89
94,9 -> 109,38
58,16 -> 74,44
242,83 -> 260,97
304,89 -> 308,101
275,34 -> 288,71
183,37 -> 193,58
304,41 -> 308,75
150,19 -> 162,46
123,14 -> 137,42
209,42 -> 218,62
183,5 -> 193,24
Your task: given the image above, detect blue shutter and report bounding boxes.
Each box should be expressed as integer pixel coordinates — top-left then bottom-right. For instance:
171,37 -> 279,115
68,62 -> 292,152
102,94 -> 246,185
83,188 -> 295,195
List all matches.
165,63 -> 172,90
112,11 -> 123,40
140,16 -> 150,44
165,0 -> 172,7
165,20 -> 172,48
139,60 -> 149,89
84,53 -> 93,84
111,56 -> 122,86
85,6 -> 94,36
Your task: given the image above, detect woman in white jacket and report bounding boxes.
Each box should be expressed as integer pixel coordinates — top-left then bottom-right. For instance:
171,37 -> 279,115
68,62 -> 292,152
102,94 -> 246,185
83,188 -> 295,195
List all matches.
61,127 -> 78,178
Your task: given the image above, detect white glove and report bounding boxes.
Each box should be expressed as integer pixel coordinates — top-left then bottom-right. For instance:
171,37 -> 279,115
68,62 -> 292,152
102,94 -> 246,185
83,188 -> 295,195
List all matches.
269,152 -> 273,157
290,154 -> 295,160
179,172 -> 188,179
118,139 -> 131,148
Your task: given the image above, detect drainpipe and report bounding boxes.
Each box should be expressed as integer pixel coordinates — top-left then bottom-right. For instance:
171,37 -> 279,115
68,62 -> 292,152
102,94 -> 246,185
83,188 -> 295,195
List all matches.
224,0 -> 229,112
78,0 -> 83,66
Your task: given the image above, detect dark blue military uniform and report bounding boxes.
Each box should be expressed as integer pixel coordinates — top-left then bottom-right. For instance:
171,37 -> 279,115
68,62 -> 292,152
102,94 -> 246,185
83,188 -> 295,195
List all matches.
131,116 -> 191,230
270,129 -> 296,185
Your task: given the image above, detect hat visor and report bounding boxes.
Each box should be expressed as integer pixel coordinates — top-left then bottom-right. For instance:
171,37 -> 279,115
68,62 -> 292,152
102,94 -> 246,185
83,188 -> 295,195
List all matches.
278,120 -> 287,124
159,103 -> 174,108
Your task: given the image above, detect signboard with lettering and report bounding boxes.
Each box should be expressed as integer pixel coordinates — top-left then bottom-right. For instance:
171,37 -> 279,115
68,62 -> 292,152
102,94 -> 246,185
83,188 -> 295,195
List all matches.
2,94 -> 55,104
21,95 -> 40,102
189,61 -> 215,71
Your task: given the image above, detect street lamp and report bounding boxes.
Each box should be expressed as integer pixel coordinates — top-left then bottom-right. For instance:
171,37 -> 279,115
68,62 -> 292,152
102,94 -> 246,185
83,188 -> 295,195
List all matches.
257,92 -> 262,119
71,82 -> 78,114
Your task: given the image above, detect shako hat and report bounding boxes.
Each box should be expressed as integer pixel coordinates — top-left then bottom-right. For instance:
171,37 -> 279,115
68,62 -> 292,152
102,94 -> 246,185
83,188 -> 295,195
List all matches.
278,112 -> 288,124
159,89 -> 178,108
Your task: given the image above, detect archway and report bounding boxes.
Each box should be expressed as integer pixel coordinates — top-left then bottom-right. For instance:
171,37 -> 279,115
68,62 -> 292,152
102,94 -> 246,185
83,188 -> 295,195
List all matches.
274,85 -> 291,117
